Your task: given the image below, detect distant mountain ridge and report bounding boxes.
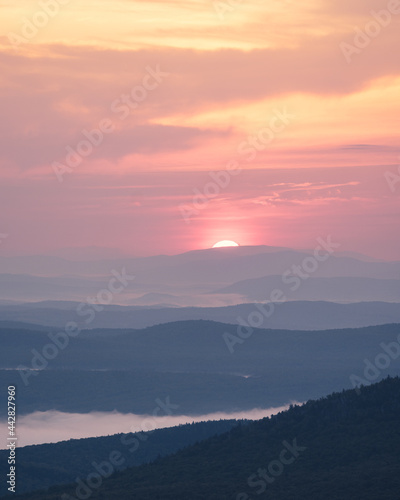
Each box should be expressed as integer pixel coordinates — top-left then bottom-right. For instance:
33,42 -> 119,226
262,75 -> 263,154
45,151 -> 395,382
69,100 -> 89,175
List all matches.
212,275 -> 400,302
0,245 -> 398,280
0,245 -> 399,306
1,300 -> 400,330
1,322 -> 400,416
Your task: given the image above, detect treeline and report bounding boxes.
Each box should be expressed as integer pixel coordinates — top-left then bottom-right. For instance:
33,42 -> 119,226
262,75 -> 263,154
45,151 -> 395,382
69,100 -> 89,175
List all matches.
10,377 -> 400,500
0,420 -> 242,496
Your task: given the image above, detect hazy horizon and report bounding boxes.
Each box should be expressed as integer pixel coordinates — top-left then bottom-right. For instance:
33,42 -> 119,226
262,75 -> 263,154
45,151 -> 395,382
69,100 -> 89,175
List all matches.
0,242 -> 396,261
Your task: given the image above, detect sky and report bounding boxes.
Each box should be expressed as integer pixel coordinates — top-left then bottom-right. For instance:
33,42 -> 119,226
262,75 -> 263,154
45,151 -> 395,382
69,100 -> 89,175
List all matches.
0,0 -> 399,259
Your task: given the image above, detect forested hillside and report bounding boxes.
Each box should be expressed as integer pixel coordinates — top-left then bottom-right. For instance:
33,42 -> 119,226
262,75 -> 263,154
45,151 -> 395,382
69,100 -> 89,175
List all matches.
12,377 -> 400,500
0,420 -> 241,496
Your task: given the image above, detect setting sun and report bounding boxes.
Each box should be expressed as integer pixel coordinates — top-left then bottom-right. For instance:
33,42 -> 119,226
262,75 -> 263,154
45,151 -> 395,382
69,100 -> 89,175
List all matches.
212,240 -> 240,248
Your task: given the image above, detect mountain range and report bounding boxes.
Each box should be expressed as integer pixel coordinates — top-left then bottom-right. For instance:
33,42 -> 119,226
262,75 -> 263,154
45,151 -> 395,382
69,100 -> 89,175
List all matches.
0,245 -> 398,306
2,321 -> 400,417
1,300 -> 399,331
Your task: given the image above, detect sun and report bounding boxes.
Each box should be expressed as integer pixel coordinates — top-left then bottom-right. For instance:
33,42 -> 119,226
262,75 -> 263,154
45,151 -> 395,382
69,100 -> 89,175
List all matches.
212,240 -> 240,248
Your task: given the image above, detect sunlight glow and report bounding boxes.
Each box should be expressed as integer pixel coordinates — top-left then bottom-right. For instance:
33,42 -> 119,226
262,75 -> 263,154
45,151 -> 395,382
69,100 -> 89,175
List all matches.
212,240 -> 240,248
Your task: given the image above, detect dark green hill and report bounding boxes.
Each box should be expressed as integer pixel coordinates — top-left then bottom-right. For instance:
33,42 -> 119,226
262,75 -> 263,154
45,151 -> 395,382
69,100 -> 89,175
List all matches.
12,377 -> 400,500
0,420 -> 241,496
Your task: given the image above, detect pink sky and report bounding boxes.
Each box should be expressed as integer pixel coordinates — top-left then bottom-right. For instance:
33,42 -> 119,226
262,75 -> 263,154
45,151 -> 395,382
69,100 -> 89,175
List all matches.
0,0 -> 399,259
